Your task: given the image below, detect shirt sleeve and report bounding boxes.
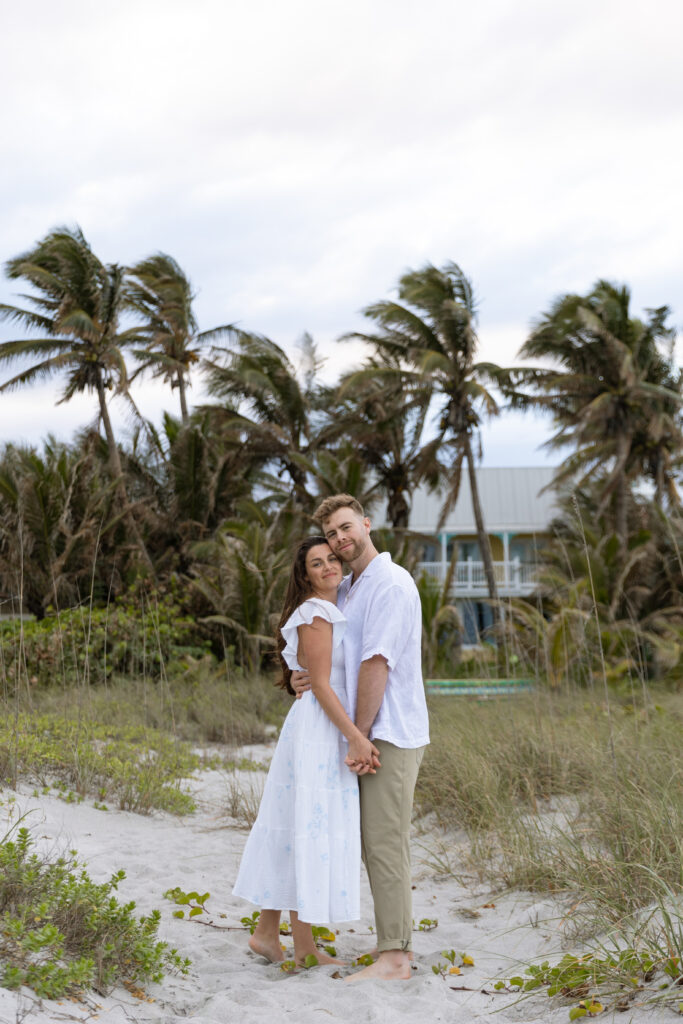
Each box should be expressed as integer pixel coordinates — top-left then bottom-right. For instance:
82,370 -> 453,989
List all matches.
360,583 -> 415,670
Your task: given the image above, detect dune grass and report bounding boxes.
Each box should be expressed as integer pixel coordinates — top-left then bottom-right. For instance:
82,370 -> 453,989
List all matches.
417,691 -> 683,930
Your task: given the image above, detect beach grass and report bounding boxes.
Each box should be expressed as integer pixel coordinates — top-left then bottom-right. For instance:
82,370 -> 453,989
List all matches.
416,690 -> 683,938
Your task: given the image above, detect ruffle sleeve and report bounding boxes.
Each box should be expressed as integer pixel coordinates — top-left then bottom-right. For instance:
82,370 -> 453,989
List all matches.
281,597 -> 346,670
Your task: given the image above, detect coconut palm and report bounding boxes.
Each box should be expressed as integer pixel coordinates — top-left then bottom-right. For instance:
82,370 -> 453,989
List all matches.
344,262 -> 503,622
505,487 -> 683,687
202,330 -> 318,508
189,499 -> 295,671
0,438 -> 102,617
125,410 -> 258,576
126,253 -> 233,423
0,226 -> 153,570
513,282 -> 682,542
325,354 -> 443,529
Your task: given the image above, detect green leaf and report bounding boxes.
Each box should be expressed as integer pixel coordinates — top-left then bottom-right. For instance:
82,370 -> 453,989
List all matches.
303,954 -> 319,969
189,907 -> 203,917
568,1009 -> 587,1021
172,910 -> 184,919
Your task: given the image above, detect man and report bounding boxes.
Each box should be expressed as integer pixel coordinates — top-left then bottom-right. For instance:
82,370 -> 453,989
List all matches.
293,494 -> 429,981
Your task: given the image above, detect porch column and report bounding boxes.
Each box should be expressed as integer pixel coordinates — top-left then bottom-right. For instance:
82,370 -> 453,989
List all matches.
503,531 -> 510,587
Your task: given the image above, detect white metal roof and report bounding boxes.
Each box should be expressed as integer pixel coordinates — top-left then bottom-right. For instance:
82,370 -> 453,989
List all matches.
375,467 -> 559,535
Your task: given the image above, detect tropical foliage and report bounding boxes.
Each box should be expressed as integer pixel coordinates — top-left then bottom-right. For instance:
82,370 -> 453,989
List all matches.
0,226 -> 681,686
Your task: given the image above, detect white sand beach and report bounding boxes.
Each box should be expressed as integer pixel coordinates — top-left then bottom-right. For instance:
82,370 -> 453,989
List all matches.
0,749 -> 677,1024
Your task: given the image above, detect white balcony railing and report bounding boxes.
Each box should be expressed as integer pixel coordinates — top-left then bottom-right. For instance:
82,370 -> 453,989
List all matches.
416,559 -> 539,595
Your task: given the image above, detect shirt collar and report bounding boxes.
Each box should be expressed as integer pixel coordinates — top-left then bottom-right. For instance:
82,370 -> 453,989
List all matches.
338,551 -> 390,594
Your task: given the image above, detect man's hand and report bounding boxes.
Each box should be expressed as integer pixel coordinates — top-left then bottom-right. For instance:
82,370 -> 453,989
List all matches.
344,751 -> 381,776
290,668 -> 311,699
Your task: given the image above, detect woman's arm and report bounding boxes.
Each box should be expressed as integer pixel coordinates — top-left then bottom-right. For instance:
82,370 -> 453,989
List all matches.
298,618 -> 380,769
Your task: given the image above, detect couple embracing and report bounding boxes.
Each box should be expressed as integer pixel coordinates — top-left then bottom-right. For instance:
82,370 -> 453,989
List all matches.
233,494 -> 429,982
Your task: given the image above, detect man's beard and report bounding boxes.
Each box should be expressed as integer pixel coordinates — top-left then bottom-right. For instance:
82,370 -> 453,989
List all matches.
338,535 -> 367,564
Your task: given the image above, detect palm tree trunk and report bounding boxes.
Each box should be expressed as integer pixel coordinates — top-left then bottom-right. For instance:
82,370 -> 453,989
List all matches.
387,485 -> 410,529
463,434 -> 499,628
96,373 -> 155,574
614,433 -> 631,551
654,456 -> 664,508
177,371 -> 189,424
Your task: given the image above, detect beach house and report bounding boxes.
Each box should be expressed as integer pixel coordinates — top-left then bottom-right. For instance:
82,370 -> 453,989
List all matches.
379,466 -> 558,643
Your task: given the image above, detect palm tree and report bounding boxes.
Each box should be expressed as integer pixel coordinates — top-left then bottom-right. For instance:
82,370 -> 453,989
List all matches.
505,487 -> 683,687
0,226 -> 153,571
513,282 -> 682,544
190,499 -> 295,672
202,330 -> 318,508
124,410 -> 258,576
0,437 -> 101,617
126,253 -> 233,423
344,262 -> 503,623
325,354 -> 443,529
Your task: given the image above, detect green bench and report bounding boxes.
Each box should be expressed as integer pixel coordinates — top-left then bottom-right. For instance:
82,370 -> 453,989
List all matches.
425,678 -> 533,697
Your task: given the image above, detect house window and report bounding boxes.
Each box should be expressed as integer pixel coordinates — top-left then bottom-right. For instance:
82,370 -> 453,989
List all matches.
510,539 -> 537,563
459,600 -> 494,643
419,540 -> 440,562
457,540 -> 480,561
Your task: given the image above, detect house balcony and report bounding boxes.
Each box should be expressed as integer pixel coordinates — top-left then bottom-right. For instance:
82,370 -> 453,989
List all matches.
416,559 -> 539,597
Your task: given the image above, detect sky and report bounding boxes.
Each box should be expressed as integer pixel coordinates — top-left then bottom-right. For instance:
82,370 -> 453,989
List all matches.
1,0 -> 682,466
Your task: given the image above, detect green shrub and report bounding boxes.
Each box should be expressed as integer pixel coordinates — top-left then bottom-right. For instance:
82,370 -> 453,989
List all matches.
0,590 -> 211,691
0,826 -> 190,998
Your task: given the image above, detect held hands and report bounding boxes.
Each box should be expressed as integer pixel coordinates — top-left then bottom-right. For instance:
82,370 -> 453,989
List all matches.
290,668 -> 379,774
345,736 -> 381,776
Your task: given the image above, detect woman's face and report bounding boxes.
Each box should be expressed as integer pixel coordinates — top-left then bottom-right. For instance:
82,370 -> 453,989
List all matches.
304,543 -> 343,598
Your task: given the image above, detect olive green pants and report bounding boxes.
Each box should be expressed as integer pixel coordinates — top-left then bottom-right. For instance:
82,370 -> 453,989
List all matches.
359,740 -> 426,953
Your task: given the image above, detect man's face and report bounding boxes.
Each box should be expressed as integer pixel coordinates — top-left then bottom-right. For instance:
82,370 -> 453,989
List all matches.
322,507 -> 371,564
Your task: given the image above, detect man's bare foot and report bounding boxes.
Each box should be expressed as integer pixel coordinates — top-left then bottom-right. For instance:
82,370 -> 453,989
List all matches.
248,933 -> 285,963
345,950 -> 411,982
361,948 -> 413,962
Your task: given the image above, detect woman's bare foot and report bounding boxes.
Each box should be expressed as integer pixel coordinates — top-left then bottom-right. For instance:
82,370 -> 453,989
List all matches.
248,933 -> 285,963
345,950 -> 411,982
295,949 -> 348,966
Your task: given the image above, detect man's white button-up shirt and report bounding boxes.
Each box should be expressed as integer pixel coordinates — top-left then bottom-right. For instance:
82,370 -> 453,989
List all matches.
336,551 -> 430,749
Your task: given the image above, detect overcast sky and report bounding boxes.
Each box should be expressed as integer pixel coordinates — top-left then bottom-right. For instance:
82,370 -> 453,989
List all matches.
1,0 -> 681,465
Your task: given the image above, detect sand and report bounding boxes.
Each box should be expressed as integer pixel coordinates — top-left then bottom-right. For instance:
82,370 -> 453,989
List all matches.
0,748 -> 676,1024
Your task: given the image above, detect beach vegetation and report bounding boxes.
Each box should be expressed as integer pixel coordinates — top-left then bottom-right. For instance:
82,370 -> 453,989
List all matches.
0,825 -> 190,999
0,229 -> 682,1010
0,712 -> 198,813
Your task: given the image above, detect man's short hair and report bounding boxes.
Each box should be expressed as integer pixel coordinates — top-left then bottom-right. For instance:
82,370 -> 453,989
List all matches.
313,493 -> 365,526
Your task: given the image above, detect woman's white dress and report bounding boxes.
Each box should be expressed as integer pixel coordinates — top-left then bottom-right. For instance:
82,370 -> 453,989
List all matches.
232,597 -> 360,923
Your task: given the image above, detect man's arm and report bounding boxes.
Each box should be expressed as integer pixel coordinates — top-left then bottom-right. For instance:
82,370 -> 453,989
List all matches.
345,654 -> 387,775
355,654 -> 388,737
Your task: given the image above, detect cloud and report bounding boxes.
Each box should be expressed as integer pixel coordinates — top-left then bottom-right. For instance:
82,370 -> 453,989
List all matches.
1,0 -> 681,458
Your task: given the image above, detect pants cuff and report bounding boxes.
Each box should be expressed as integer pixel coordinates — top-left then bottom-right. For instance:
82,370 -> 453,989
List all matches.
377,938 -> 412,953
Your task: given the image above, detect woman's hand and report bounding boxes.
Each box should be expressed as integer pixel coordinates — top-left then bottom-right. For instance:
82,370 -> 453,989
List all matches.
345,735 -> 381,775
290,668 -> 311,699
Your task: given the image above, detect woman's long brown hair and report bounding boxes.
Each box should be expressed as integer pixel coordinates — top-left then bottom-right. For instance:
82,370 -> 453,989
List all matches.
275,535 -> 331,695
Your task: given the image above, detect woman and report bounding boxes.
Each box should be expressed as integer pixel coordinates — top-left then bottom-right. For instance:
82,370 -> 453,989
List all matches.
232,536 -> 379,965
